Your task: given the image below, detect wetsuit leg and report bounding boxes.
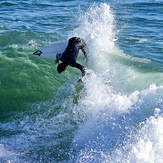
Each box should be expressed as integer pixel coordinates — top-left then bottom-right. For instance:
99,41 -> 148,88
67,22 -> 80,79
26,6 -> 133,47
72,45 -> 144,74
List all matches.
68,37 -> 88,60
69,60 -> 85,77
79,39 -> 88,60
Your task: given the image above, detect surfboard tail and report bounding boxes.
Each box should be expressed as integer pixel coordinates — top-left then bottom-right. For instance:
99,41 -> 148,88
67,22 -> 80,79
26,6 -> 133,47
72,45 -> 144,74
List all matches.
33,50 -> 42,56
33,41 -> 68,60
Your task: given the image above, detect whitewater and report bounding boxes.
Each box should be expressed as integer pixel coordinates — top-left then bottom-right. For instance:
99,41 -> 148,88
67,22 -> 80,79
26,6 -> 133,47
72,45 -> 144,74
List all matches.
0,1 -> 163,162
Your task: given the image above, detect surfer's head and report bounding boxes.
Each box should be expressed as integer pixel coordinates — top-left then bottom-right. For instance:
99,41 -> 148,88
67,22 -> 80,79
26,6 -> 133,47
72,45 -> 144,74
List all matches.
57,63 -> 67,73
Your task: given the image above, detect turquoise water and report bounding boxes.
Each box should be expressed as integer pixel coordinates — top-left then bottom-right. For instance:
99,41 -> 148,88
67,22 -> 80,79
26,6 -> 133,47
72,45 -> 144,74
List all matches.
1,0 -> 163,162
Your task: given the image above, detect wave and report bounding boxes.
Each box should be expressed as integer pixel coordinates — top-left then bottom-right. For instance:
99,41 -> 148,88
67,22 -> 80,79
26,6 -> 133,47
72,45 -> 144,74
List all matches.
68,3 -> 163,162
1,2 -> 163,162
69,82 -> 163,162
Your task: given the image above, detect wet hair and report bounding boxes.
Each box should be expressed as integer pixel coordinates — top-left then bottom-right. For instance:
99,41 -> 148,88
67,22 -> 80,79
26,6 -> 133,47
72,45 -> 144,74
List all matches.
57,63 -> 67,73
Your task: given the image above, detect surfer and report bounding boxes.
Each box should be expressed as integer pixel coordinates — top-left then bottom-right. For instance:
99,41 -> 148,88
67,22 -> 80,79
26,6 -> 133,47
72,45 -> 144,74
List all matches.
55,37 -> 88,83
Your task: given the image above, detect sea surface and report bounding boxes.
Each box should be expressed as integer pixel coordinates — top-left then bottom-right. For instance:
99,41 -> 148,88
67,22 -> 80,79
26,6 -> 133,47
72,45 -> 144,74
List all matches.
0,0 -> 163,162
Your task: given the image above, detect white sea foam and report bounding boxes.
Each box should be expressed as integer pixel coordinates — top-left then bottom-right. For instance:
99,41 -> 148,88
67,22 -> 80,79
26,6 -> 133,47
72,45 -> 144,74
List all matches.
70,81 -> 163,162
69,3 -> 116,73
0,144 -> 24,163
68,3 -> 163,162
138,38 -> 148,43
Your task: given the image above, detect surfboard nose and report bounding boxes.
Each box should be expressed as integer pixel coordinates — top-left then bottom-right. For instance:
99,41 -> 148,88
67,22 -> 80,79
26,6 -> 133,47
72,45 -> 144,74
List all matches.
33,50 -> 42,56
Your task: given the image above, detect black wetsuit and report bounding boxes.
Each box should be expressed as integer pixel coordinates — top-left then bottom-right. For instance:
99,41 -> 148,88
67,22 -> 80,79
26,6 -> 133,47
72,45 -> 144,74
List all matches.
57,37 -> 88,77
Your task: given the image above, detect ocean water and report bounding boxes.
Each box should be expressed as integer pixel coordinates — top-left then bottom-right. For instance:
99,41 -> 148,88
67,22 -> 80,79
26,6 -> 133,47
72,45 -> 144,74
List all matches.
0,0 -> 163,162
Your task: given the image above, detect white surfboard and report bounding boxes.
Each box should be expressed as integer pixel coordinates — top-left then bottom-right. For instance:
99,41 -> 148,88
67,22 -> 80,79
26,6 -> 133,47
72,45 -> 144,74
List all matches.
33,41 -> 68,60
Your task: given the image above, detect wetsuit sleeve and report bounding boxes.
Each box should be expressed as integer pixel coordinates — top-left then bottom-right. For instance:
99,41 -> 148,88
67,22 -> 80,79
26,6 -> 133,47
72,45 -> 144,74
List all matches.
56,53 -> 62,61
69,61 -> 85,77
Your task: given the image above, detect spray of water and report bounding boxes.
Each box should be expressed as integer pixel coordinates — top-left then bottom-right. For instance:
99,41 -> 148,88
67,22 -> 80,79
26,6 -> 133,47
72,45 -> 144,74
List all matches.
68,3 -> 163,162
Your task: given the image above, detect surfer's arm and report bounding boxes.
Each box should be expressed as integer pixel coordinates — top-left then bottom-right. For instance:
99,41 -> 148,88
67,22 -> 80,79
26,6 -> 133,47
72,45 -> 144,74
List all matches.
55,53 -> 61,65
54,56 -> 59,65
69,61 -> 85,77
54,60 -> 59,65
54,59 -> 59,65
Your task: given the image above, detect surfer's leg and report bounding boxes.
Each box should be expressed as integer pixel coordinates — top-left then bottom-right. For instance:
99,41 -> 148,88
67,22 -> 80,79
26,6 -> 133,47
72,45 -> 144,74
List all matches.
77,38 -> 88,60
68,37 -> 88,60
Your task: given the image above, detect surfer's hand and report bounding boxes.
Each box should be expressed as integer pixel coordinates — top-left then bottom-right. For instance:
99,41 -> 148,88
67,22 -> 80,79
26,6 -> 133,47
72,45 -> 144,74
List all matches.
54,59 -> 59,65
78,78 -> 83,84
